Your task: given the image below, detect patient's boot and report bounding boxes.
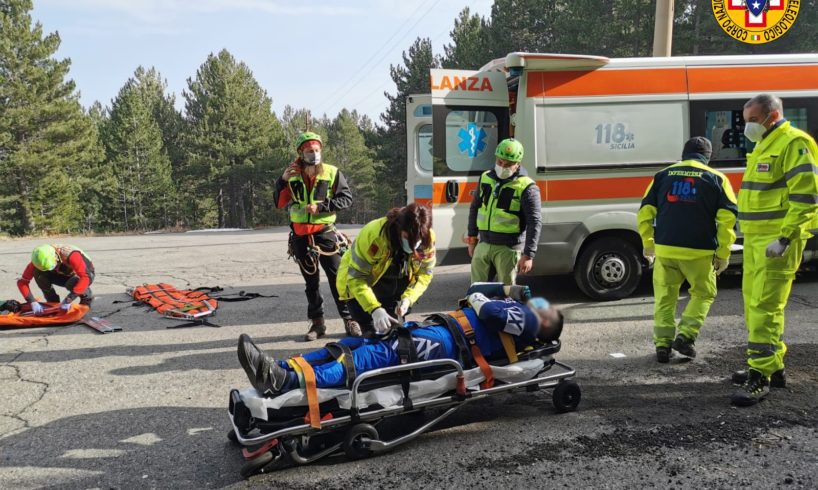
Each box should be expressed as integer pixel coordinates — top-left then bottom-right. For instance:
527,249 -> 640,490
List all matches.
237,334 -> 289,395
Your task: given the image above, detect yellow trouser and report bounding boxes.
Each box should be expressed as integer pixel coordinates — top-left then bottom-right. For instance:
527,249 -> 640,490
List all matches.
652,255 -> 717,348
741,233 -> 805,377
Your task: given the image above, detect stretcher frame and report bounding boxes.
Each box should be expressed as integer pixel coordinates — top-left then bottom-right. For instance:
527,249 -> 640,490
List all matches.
227,351 -> 579,476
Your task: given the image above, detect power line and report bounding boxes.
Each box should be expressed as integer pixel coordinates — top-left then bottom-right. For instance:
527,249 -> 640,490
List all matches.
319,0 -> 444,117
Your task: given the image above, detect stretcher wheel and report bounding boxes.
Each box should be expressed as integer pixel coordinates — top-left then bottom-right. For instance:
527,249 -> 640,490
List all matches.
227,429 -> 238,444
552,380 -> 581,413
343,423 -> 378,460
240,451 -> 274,478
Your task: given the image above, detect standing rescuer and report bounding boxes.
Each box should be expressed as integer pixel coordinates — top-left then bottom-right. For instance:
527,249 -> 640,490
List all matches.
731,94 -> 818,407
466,138 -> 542,285
18,244 -> 95,314
275,131 -> 361,341
638,137 -> 738,363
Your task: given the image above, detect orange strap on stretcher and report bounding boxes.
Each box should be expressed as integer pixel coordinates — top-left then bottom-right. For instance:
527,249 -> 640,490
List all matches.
449,310 -> 494,389
291,356 -> 321,429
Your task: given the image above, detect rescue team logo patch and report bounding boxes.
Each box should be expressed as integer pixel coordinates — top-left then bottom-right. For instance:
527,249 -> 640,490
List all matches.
757,162 -> 770,172
711,0 -> 800,44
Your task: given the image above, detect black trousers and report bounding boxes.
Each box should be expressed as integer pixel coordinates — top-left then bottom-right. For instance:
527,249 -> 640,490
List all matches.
33,269 -> 95,303
291,227 -> 351,321
348,262 -> 410,337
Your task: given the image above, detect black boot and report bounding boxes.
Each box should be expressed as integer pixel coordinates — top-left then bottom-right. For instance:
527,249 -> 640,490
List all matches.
304,317 -> 326,341
730,369 -> 770,407
732,368 -> 786,388
656,346 -> 671,363
237,334 -> 288,396
79,289 -> 94,306
671,334 -> 696,358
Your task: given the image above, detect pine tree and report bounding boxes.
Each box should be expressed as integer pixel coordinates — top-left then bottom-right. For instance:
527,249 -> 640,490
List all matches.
104,71 -> 175,231
378,38 -> 439,207
0,0 -> 104,235
184,50 -> 279,228
442,8 -> 489,69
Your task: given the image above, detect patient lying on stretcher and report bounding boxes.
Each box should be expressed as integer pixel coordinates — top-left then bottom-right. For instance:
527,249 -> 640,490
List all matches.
237,291 -> 564,397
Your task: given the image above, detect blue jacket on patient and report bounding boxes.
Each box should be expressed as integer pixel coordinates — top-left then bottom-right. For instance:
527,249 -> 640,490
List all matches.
277,296 -> 542,391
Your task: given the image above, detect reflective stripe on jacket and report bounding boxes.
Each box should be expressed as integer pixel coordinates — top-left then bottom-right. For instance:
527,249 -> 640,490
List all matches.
738,121 -> 818,238
287,164 -> 338,225
336,217 -> 436,313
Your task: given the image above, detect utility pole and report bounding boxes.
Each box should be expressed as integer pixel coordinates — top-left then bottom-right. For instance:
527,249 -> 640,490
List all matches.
652,0 -> 675,57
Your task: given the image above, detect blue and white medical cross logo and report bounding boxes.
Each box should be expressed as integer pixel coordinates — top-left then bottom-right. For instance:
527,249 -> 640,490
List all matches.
458,123 -> 487,158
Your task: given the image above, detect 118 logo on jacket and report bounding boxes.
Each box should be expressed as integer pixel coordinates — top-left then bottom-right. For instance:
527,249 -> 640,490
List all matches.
711,0 -> 800,44
666,178 -> 698,203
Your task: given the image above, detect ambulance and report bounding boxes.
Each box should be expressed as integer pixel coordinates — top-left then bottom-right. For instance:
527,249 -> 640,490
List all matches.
405,52 -> 818,300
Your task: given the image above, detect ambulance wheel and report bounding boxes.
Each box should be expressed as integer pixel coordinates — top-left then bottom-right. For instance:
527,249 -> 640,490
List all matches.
343,423 -> 378,460
552,380 -> 581,413
574,237 -> 642,300
227,429 -> 239,444
240,451 -> 274,478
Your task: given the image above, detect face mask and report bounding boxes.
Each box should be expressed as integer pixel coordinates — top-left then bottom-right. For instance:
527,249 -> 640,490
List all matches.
302,152 -> 321,165
743,114 -> 770,143
527,297 -> 550,311
495,164 -> 516,179
401,238 -> 421,254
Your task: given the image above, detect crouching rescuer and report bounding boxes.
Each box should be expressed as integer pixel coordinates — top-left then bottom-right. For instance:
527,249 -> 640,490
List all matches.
275,131 -> 361,341
637,137 -> 738,363
18,244 -> 95,314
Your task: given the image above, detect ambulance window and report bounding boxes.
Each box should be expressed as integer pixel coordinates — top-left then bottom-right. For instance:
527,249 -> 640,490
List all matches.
703,110 -> 748,162
414,104 -> 432,117
444,110 -> 499,172
417,124 -> 433,172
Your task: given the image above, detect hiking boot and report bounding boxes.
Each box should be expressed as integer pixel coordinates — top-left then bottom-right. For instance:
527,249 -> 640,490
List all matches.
656,346 -> 671,363
237,334 -> 288,395
671,334 -> 696,358
730,369 -> 770,407
343,318 -> 362,337
732,368 -> 786,388
304,318 -> 326,341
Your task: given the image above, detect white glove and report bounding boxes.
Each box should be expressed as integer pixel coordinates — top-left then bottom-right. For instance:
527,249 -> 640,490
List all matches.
765,238 -> 789,258
59,300 -> 72,312
713,256 -> 729,275
30,302 -> 44,315
371,307 -> 392,335
643,247 -> 655,267
395,298 -> 411,318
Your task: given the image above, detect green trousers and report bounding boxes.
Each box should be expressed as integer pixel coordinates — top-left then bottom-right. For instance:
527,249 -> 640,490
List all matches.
470,242 -> 521,285
652,255 -> 717,348
742,233 -> 805,377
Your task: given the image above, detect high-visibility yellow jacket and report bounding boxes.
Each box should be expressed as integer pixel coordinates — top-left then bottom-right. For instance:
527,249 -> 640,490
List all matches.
738,121 -> 818,239
337,217 -> 436,313
287,164 -> 338,225
638,159 -> 738,259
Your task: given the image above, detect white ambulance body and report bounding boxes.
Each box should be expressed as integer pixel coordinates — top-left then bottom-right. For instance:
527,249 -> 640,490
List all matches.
405,52 -> 818,299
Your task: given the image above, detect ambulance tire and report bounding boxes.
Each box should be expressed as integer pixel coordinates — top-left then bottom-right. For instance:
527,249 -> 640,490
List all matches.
574,237 -> 642,300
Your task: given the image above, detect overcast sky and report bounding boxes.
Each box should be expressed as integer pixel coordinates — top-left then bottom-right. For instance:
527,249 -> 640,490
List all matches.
32,0 -> 494,123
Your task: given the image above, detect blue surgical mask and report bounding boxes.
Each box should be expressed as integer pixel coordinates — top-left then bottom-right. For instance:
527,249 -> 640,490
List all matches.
401,238 -> 420,254
526,297 -> 550,311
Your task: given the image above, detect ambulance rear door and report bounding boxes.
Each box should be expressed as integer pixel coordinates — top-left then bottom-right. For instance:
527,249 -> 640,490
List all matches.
405,94 -> 433,206
430,68 -> 509,264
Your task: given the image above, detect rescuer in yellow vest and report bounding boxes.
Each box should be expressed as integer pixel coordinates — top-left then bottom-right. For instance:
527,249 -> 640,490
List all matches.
731,94 -> 818,407
637,137 -> 738,364
466,139 -> 542,285
336,203 -> 435,336
274,132 -> 360,341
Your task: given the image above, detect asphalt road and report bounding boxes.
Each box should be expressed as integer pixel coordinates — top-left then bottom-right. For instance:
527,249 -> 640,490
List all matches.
1,228 -> 817,489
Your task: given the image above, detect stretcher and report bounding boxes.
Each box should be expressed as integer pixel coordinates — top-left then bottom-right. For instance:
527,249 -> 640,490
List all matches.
227,336 -> 579,477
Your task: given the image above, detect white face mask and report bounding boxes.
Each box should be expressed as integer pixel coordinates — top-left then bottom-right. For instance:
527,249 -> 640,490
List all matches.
743,114 -> 771,143
302,152 -> 321,165
494,164 -> 516,179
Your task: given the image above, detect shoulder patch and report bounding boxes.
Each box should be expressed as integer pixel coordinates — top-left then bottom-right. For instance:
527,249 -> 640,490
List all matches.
368,243 -> 379,256
798,148 -> 810,156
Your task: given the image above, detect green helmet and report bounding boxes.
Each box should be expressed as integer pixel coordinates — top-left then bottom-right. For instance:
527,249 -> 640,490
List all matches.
495,138 -> 524,163
296,131 -> 322,151
32,244 -> 58,271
